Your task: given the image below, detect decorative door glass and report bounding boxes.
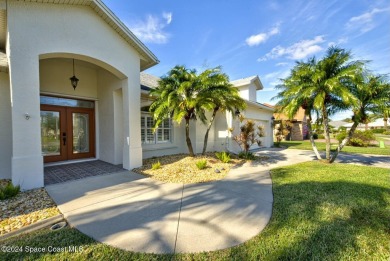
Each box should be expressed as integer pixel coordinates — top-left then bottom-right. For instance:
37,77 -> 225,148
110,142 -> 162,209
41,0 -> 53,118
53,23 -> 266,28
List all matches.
40,111 -> 61,156
72,113 -> 90,154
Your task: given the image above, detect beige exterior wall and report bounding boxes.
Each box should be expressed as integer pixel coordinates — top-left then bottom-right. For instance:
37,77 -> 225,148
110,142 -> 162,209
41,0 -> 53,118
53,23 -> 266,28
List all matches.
40,59 -> 98,99
0,72 -> 12,179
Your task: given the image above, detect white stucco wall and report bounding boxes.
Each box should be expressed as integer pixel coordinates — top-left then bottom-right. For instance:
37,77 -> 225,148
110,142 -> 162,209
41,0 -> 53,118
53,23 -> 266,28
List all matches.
0,72 -> 12,180
213,112 -> 232,152
7,2 -> 143,189
97,68 -> 124,165
238,104 -> 274,149
194,111 -> 216,154
238,83 -> 257,102
142,120 -> 188,159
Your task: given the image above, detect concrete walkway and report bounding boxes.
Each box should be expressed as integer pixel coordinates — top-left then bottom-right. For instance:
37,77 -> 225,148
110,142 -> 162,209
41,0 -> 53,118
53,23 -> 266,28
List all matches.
46,148 -> 389,254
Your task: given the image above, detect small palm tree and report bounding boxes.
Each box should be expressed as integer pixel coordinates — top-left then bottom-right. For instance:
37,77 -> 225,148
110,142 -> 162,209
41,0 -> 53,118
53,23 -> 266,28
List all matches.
275,46 -> 365,163
330,73 -> 390,162
149,65 -> 206,156
197,67 -> 246,155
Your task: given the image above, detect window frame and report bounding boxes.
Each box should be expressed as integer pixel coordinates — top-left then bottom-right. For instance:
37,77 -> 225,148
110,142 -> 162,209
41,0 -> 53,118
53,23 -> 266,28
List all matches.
141,113 -> 172,145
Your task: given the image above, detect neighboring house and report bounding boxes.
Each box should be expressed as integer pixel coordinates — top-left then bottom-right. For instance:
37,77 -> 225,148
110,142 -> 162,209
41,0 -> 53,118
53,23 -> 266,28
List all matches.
329,120 -> 349,130
140,74 -> 274,158
0,0 -> 158,190
342,119 -> 390,130
266,105 -> 308,140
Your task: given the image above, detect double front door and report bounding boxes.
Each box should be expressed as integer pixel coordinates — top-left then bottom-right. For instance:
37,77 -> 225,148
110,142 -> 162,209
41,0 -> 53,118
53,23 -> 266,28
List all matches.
41,105 -> 95,163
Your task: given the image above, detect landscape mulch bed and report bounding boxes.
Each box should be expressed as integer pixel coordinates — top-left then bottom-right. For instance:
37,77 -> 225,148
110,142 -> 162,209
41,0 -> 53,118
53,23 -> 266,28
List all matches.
133,153 -> 245,184
0,181 -> 60,236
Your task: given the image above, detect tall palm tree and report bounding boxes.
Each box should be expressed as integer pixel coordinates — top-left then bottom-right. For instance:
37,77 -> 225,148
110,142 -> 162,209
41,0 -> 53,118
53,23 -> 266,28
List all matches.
274,59 -> 323,160
275,46 -> 365,162
197,67 -> 246,155
149,65 -> 206,157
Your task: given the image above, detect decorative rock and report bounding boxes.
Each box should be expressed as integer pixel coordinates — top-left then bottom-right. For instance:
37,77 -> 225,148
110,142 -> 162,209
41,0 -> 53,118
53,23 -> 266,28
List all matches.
221,168 -> 225,171
215,169 -> 221,173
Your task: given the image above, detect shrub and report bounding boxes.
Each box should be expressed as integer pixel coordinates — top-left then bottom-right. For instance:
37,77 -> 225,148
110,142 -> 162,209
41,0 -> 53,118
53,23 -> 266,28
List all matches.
215,151 -> 231,163
195,159 -> 207,170
350,130 -> 376,147
312,133 -> 318,140
318,134 -> 325,139
151,161 -> 161,170
0,181 -> 20,200
336,132 -> 347,144
372,128 -> 386,134
238,151 -> 256,160
383,130 -> 390,135
338,126 -> 347,132
349,138 -> 365,147
337,130 -> 376,147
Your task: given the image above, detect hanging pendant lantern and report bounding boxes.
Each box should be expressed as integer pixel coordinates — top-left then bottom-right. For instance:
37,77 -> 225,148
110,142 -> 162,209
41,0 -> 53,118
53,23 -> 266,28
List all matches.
70,59 -> 79,90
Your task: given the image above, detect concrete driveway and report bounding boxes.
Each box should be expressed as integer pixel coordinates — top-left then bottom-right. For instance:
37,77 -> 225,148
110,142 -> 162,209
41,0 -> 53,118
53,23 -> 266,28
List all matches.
46,148 -> 389,254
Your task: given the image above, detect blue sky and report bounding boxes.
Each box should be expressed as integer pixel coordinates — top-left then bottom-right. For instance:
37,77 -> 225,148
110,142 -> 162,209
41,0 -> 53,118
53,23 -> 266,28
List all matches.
104,0 -> 390,120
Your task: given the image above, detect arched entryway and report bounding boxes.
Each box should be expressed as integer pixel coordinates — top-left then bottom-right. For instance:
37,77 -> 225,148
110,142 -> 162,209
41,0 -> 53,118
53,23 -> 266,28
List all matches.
39,54 -> 127,167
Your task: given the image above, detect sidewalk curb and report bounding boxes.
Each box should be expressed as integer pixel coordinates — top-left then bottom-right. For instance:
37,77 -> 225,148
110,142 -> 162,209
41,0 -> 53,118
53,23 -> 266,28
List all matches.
0,214 -> 64,241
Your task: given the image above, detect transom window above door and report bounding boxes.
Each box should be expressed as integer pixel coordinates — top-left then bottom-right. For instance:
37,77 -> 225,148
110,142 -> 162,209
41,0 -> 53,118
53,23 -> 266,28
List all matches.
40,96 -> 94,108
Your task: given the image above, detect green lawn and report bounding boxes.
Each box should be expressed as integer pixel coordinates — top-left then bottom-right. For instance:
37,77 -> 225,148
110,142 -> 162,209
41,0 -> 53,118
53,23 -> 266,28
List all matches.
1,162 -> 389,260
279,140 -> 390,156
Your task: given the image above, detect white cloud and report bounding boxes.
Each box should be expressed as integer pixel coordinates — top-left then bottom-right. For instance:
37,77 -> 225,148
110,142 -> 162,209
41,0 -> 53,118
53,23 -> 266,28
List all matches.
262,70 -> 291,89
245,25 -> 280,46
163,12 -> 172,24
129,13 -> 173,44
258,35 -> 325,61
328,37 -> 348,47
346,7 -> 390,33
276,62 -> 288,67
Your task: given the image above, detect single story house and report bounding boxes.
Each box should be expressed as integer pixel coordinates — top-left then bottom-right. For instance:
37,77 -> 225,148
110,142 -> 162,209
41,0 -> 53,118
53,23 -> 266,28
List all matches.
342,118 -> 390,130
0,0 -> 273,190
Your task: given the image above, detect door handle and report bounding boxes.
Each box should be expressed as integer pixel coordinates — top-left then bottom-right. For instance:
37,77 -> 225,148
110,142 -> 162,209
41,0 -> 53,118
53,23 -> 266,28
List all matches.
62,132 -> 66,146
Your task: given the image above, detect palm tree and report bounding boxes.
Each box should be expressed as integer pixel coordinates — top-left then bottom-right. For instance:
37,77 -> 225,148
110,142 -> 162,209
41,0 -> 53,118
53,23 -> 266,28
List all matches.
149,65 -> 206,157
197,67 -> 246,155
274,60 -> 323,160
275,46 -> 365,162
369,75 -> 390,130
330,73 -> 390,162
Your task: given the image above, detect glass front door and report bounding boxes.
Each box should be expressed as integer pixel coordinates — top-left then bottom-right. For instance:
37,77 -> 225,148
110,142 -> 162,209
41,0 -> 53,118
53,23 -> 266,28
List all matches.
41,104 -> 95,163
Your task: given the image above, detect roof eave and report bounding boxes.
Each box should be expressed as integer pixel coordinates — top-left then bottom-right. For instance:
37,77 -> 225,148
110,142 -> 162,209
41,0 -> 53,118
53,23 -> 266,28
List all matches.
92,0 -> 159,70
246,100 -> 275,112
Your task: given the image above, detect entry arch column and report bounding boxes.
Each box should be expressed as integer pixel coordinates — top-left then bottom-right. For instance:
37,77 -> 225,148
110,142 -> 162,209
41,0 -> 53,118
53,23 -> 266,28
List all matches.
9,53 -> 44,190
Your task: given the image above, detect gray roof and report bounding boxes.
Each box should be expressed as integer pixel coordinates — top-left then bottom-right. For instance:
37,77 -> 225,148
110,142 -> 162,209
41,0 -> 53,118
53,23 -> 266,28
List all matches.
329,120 -> 348,128
140,72 -> 160,89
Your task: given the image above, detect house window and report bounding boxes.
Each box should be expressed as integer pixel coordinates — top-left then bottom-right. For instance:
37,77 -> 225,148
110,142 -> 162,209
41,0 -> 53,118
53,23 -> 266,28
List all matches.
141,114 -> 172,144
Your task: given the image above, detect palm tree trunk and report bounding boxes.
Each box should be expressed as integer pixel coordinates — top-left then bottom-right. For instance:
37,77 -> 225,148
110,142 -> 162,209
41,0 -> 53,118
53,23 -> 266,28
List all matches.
330,121 -> 358,163
365,123 -> 368,131
384,117 -> 388,129
185,118 -> 195,157
202,108 -> 218,155
322,107 -> 331,161
307,113 -> 322,160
